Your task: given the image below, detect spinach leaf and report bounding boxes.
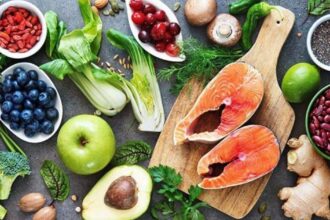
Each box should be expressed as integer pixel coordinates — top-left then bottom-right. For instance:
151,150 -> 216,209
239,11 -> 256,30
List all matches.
40,59 -> 75,80
40,160 -> 70,201
308,0 -> 330,15
45,11 -> 59,58
111,141 -> 152,166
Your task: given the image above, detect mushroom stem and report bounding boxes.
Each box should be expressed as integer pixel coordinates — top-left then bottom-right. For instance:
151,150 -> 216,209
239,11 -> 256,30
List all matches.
217,24 -> 232,38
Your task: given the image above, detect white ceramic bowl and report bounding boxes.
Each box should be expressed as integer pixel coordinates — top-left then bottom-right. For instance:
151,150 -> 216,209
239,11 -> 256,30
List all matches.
0,63 -> 63,143
0,0 -> 47,59
126,0 -> 186,62
307,14 -> 330,71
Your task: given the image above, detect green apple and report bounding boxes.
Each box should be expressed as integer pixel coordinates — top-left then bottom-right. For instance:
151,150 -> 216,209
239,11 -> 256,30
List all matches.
57,115 -> 116,175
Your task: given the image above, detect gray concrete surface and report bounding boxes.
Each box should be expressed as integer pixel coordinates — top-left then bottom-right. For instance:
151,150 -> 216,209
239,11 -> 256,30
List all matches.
1,0 -> 329,219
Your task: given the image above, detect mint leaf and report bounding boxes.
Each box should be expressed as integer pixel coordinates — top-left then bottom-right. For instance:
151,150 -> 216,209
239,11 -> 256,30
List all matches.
40,160 -> 70,201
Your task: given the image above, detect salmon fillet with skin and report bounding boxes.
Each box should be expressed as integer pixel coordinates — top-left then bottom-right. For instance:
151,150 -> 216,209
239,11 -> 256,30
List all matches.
174,62 -> 264,145
197,125 -> 280,189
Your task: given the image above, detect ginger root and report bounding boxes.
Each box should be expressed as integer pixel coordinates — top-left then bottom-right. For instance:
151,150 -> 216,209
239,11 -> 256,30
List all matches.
278,135 -> 330,220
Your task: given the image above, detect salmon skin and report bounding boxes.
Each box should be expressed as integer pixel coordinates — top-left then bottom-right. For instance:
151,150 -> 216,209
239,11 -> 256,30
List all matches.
197,125 -> 280,189
174,62 -> 264,145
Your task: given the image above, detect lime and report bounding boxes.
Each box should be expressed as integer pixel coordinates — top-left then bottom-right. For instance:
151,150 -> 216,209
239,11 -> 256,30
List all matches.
281,63 -> 320,103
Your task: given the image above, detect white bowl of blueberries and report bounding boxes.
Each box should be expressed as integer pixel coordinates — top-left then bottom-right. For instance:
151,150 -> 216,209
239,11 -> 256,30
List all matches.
0,62 -> 63,143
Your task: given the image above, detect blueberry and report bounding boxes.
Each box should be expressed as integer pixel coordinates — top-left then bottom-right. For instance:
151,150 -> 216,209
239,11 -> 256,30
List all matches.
13,67 -> 25,76
27,70 -> 38,80
44,99 -> 55,108
23,99 -> 35,110
33,108 -> 45,121
3,79 -> 13,93
38,92 -> 50,106
17,71 -> 30,86
37,80 -> 47,91
24,80 -> 37,91
1,101 -> 13,113
10,122 -> 20,130
24,125 -> 37,137
12,91 -> 24,104
41,120 -> 54,134
4,93 -> 12,101
13,104 -> 23,111
46,108 -> 58,121
46,87 -> 56,99
5,74 -> 14,81
1,113 -> 10,121
26,120 -> 40,132
12,80 -> 21,91
28,89 -> 39,101
20,109 -> 33,124
10,110 -> 21,122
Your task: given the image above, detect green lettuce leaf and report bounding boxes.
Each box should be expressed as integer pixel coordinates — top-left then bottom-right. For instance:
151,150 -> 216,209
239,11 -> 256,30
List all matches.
40,59 -> 75,80
45,11 -> 58,58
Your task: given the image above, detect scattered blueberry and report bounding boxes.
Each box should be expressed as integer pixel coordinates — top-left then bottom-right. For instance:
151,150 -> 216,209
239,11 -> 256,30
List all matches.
24,80 -> 37,91
17,71 -> 30,86
28,89 -> 39,101
20,109 -> 33,124
38,92 -> 50,106
33,108 -> 45,121
23,99 -> 35,110
1,101 -> 13,113
10,110 -> 20,122
46,87 -> 56,99
41,120 -> 54,134
37,80 -> 47,91
3,79 -> 12,93
27,70 -> 38,80
10,122 -> 20,130
12,91 -> 24,104
1,113 -> 10,122
46,108 -> 59,121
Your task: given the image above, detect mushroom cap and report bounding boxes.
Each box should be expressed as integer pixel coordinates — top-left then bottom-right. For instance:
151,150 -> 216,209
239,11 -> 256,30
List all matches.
207,14 -> 242,47
184,0 -> 217,26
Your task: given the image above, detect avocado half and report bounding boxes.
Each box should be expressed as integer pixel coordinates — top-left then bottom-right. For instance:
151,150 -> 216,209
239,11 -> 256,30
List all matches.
82,165 -> 152,220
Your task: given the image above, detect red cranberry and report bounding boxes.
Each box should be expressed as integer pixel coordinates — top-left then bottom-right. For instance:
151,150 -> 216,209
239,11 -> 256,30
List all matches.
150,22 -> 167,41
163,32 -> 174,43
131,11 -> 145,25
138,30 -> 151,43
143,3 -> 156,14
154,42 -> 166,52
154,10 -> 167,21
168,22 -> 181,36
165,43 -> 180,57
129,0 -> 144,11
145,13 -> 156,25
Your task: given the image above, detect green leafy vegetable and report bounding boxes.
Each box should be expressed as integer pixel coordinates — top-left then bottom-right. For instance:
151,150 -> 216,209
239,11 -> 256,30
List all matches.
40,59 -> 74,80
0,54 -> 9,72
149,165 -> 208,220
0,124 -> 26,157
45,11 -> 59,58
40,160 -> 70,201
0,204 -> 6,220
111,141 -> 152,166
308,0 -> 330,15
0,151 -> 31,200
159,39 -> 243,95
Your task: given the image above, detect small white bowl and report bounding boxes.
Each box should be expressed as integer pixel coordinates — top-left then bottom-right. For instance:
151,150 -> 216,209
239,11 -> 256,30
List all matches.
0,0 -> 47,59
0,63 -> 63,143
126,0 -> 186,62
307,14 -> 330,71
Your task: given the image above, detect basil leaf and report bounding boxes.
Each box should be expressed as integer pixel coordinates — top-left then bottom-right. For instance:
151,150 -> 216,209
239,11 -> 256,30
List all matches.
45,11 -> 59,58
40,160 -> 70,201
111,141 -> 152,166
40,59 -> 75,80
308,0 -> 330,15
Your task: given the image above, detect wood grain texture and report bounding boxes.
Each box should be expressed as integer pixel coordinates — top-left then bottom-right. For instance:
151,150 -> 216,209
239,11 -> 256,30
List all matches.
149,7 -> 295,219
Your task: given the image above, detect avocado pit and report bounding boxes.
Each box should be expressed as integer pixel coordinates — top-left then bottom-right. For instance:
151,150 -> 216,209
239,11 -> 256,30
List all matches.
105,176 -> 138,210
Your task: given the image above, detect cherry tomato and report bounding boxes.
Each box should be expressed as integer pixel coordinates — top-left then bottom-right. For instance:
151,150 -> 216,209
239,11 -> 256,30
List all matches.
143,3 -> 156,14
155,42 -> 166,52
131,11 -> 145,25
145,13 -> 156,25
154,10 -> 167,21
129,0 -> 144,11
165,43 -> 180,57
150,22 -> 167,41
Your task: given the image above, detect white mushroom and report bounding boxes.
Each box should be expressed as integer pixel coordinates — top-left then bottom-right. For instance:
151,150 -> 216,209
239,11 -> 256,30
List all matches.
207,14 -> 242,47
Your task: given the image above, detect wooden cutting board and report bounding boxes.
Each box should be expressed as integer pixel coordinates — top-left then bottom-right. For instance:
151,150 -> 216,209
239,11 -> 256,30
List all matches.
149,7 -> 295,219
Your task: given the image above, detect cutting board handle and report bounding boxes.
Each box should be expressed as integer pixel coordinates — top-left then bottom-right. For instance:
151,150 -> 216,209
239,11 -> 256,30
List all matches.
241,6 -> 295,71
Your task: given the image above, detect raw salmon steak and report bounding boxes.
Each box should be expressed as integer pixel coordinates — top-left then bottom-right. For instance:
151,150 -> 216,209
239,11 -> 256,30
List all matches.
174,62 -> 264,144
197,125 -> 280,189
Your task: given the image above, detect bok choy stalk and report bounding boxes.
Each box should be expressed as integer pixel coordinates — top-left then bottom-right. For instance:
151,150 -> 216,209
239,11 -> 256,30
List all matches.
40,0 -> 128,116
104,29 -> 164,132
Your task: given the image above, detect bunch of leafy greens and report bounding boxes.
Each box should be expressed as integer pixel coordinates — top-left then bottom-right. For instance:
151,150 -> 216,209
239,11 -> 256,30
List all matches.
149,165 -> 208,220
111,140 -> 152,166
40,0 -> 164,132
308,0 -> 330,15
159,39 -> 243,95
40,160 -> 70,202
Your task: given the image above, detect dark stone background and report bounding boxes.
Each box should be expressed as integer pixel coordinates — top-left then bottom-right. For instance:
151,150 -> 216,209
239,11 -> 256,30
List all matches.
1,0 -> 329,219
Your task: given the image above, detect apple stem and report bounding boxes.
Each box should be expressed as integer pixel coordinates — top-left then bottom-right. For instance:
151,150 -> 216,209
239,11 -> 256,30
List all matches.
80,137 -> 89,146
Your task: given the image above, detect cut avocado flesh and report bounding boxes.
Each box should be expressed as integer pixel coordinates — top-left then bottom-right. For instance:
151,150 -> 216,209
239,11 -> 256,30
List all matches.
82,165 -> 152,220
